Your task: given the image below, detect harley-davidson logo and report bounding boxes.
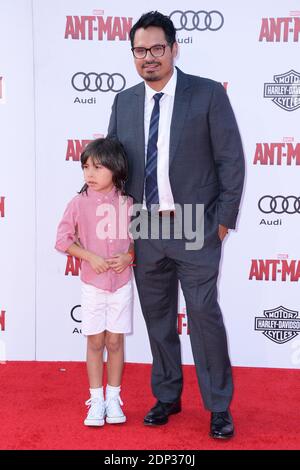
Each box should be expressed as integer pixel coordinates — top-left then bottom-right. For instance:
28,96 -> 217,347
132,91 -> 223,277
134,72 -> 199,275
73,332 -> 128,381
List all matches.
264,70 -> 300,111
255,306 -> 300,343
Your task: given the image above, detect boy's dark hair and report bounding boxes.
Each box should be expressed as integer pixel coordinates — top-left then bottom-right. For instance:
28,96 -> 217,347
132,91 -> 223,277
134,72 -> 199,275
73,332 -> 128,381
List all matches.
79,138 -> 128,195
129,11 -> 176,48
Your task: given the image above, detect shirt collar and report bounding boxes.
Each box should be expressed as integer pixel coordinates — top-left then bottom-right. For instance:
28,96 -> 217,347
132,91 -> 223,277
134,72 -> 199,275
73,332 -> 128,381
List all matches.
86,186 -> 118,202
145,67 -> 177,103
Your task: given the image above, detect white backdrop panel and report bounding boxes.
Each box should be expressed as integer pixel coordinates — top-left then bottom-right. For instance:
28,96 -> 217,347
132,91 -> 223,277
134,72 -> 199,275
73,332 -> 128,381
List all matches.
1,0 -> 299,368
0,0 -> 36,360
34,0 -> 300,367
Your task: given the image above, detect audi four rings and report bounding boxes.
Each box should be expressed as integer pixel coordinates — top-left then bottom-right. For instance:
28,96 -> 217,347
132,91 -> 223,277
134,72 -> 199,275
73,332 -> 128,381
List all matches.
258,196 -> 300,214
169,10 -> 224,31
71,72 -> 126,92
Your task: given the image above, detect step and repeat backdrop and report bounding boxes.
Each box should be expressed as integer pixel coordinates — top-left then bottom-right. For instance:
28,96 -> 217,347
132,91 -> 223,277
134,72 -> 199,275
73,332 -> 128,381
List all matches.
1,0 -> 300,368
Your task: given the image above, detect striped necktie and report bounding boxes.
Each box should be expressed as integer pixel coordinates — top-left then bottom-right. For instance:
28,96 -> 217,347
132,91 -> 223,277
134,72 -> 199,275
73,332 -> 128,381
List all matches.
145,92 -> 164,211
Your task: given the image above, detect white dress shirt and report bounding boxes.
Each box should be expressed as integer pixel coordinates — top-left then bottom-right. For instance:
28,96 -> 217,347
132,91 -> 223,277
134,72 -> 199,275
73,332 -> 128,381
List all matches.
143,68 -> 177,211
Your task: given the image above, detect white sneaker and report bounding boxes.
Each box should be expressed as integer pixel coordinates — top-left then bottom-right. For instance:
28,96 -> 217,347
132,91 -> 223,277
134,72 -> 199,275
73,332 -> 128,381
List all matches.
84,397 -> 105,426
105,394 -> 126,424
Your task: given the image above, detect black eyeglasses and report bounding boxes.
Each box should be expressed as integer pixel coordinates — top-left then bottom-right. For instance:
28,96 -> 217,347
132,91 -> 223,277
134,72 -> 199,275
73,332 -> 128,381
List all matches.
131,44 -> 169,59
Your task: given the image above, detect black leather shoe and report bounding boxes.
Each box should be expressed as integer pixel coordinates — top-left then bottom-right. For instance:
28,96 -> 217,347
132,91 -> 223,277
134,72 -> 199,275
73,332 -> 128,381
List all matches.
144,400 -> 181,426
210,409 -> 234,439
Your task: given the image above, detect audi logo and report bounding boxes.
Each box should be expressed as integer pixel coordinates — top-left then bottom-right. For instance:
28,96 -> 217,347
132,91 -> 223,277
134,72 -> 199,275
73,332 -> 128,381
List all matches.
169,10 -> 224,31
70,305 -> 82,323
71,72 -> 126,92
258,196 -> 300,214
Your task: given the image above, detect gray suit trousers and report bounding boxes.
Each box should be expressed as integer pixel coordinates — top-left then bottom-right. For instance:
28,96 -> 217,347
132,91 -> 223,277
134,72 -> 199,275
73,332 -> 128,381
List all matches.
133,216 -> 233,412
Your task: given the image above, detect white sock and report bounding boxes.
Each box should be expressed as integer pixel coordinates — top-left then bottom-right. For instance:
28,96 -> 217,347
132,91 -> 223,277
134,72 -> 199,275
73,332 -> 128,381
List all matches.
90,387 -> 104,400
106,384 -> 121,396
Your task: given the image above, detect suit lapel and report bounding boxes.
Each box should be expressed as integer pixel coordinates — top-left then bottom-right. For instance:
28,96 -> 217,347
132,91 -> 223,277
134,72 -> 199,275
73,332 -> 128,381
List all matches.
169,68 -> 192,166
134,83 -> 146,174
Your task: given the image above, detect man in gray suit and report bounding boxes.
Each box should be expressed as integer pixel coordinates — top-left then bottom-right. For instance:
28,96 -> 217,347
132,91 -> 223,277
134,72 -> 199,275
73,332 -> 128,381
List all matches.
108,11 -> 244,439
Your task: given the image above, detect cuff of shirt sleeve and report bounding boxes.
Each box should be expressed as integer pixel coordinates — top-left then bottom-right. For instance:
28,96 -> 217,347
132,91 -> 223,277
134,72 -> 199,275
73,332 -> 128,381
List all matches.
55,238 -> 75,253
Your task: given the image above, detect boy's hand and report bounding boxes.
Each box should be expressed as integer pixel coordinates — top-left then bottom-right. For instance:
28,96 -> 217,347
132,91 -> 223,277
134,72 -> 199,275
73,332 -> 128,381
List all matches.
107,253 -> 132,273
88,253 -> 110,274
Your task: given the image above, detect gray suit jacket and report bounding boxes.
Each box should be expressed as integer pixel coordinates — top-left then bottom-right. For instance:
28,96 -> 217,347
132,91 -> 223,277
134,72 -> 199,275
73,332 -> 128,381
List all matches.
108,67 -> 244,230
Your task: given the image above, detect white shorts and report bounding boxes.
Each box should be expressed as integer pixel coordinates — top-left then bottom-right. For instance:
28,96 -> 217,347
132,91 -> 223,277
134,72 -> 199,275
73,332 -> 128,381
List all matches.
81,279 -> 133,336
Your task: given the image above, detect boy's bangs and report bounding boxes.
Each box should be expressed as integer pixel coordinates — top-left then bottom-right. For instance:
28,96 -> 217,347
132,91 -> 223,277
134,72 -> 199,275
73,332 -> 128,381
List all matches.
81,151 -> 104,167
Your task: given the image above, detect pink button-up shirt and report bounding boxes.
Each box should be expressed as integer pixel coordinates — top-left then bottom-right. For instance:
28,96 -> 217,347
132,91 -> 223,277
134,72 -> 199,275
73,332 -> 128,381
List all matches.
55,187 -> 133,292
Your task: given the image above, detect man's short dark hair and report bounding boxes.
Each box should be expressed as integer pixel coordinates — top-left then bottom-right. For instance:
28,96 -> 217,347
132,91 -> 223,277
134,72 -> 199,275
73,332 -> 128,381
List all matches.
130,11 -> 176,47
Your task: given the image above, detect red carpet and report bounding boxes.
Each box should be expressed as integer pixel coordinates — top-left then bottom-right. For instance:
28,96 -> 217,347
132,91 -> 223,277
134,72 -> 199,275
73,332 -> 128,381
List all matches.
0,362 -> 299,450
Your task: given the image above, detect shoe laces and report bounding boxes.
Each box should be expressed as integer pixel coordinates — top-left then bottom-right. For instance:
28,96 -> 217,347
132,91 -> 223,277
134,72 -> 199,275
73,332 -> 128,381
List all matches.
212,411 -> 230,425
85,397 -> 105,416
106,394 -> 123,412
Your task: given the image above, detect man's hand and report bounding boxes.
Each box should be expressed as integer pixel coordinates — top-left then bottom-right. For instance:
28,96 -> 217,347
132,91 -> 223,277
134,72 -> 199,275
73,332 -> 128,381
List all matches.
218,224 -> 229,242
107,253 -> 132,274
